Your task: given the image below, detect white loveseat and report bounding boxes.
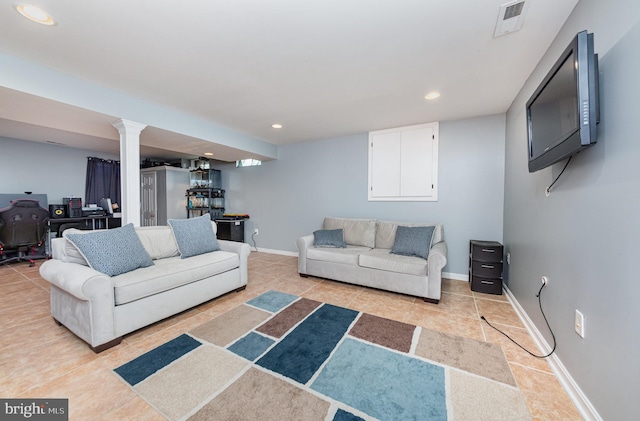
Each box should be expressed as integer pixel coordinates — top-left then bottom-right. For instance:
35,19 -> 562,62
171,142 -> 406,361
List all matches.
297,217 -> 447,303
40,219 -> 250,352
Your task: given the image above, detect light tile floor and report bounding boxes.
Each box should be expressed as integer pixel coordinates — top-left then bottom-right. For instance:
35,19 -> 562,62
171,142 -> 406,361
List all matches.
0,252 -> 583,420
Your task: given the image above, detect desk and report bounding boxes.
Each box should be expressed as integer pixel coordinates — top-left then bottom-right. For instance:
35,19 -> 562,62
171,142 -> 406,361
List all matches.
48,215 -> 121,234
47,216 -> 122,253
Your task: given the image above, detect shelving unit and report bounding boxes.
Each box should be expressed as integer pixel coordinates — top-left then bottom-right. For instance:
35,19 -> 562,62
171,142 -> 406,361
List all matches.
186,168 -> 225,220
189,168 -> 221,189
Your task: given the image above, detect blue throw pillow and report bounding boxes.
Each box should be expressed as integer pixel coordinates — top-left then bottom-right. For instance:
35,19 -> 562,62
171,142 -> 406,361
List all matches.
66,223 -> 154,276
390,225 -> 436,260
313,229 -> 346,248
168,214 -> 220,258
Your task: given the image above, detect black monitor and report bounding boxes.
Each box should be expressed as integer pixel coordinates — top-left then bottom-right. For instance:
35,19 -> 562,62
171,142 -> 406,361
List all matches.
526,30 -> 600,173
100,198 -> 114,215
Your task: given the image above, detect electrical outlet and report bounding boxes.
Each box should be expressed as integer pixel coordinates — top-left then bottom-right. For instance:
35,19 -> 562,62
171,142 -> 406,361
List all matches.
254,229 -> 259,235
541,276 -> 548,286
575,310 -> 585,338
506,252 -> 511,265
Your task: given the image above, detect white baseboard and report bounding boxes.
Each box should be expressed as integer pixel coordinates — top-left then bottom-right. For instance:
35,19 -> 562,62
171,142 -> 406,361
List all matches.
503,286 -> 602,421
251,247 -> 297,257
443,271 -> 468,281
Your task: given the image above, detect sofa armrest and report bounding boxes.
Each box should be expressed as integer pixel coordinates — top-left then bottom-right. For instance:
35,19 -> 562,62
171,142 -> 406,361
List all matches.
218,240 -> 251,286
296,235 -> 314,274
40,259 -> 117,347
427,241 -> 448,301
429,241 -> 447,266
40,259 -> 113,302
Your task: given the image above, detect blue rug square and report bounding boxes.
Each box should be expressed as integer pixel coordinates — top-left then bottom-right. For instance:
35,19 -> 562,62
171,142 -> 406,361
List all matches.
228,332 -> 274,361
257,304 -> 358,384
333,409 -> 365,421
311,338 -> 447,421
114,334 -> 201,386
246,290 -> 299,313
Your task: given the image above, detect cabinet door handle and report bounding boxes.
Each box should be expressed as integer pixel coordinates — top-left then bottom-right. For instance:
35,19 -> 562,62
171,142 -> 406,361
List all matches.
481,280 -> 494,285
481,265 -> 494,269
481,249 -> 495,253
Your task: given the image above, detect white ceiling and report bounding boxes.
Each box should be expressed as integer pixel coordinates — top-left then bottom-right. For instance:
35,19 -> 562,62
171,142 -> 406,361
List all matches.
0,0 -> 579,161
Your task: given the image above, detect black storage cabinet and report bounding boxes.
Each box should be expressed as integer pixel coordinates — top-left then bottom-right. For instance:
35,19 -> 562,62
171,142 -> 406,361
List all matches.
469,240 -> 504,295
215,219 -> 245,242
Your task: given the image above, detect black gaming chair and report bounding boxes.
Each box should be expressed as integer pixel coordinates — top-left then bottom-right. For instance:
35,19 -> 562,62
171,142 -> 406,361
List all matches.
0,199 -> 50,267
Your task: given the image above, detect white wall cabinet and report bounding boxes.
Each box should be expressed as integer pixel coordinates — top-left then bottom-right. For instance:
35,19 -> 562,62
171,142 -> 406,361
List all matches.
368,122 -> 439,201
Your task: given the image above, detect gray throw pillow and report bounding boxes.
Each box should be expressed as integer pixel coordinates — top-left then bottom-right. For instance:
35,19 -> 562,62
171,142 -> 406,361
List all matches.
390,225 -> 435,260
168,214 -> 220,258
65,223 -> 154,276
313,229 -> 346,248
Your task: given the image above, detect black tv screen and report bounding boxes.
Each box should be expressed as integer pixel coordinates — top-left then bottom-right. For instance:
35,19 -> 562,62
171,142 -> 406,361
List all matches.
526,30 -> 599,173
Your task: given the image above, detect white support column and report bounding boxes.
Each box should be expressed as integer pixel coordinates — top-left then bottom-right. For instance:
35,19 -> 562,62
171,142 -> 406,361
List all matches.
111,119 -> 147,227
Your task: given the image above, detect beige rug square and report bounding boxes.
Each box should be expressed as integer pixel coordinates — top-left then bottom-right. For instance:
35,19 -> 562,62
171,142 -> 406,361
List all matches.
189,367 -> 331,420
134,345 -> 249,420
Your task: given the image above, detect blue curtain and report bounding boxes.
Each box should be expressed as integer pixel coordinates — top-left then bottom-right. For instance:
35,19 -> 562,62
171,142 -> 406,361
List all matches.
85,157 -> 121,209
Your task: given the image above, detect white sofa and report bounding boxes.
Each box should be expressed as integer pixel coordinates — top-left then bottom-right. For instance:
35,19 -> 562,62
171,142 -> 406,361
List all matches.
297,217 -> 447,303
40,220 -> 250,352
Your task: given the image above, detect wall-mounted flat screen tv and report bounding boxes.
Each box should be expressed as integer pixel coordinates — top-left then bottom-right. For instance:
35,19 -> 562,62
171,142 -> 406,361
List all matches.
526,30 -> 599,173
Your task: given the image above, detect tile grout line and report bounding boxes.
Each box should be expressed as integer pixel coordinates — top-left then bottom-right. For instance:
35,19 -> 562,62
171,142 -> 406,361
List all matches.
473,293 -> 488,342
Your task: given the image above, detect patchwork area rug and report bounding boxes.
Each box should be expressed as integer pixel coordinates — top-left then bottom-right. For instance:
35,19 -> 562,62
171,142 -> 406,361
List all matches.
114,290 -> 531,421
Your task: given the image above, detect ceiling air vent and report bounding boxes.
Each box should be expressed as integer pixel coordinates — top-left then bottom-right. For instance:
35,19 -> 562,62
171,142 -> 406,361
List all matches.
494,0 -> 528,37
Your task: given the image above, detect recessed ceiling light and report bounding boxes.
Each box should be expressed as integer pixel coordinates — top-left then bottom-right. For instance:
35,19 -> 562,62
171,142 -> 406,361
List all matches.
424,92 -> 441,100
271,123 -> 283,129
203,152 -> 214,156
15,4 -> 55,26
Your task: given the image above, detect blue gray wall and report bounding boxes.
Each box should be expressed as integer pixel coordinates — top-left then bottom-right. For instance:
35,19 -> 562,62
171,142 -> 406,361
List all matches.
503,0 -> 640,419
2,115 -> 505,277
0,136 -> 118,204
220,114 -> 506,277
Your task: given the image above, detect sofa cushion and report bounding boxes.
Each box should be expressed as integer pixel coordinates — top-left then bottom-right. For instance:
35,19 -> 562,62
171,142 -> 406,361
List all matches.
313,229 -> 346,248
65,223 -> 155,277
359,248 -> 428,276
390,225 -> 435,260
168,214 -> 220,258
113,250 -> 239,305
323,217 -> 376,248
376,220 -> 443,249
135,226 -> 180,260
307,245 -> 371,266
60,229 -> 90,266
